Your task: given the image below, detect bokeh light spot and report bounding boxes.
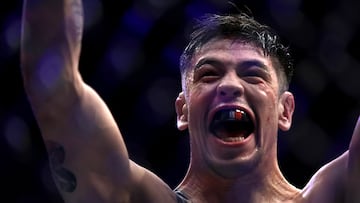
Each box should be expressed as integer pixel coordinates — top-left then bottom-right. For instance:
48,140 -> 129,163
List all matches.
4,116 -> 31,159
83,0 -> 103,30
146,77 -> 178,125
38,51 -> 63,92
122,7 -> 154,37
4,18 -> 21,54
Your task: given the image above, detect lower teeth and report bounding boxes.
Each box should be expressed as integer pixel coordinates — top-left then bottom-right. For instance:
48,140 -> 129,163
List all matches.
221,136 -> 245,142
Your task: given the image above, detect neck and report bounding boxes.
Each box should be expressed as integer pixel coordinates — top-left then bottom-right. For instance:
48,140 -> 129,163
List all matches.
176,160 -> 301,203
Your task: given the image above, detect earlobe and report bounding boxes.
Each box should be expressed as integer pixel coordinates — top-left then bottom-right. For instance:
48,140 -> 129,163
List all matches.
175,92 -> 188,131
278,91 -> 295,131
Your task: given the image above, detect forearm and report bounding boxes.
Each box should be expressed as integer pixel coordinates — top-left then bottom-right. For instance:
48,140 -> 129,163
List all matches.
20,0 -> 83,105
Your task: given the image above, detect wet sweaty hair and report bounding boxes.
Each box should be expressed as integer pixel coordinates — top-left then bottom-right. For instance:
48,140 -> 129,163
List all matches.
179,13 -> 294,92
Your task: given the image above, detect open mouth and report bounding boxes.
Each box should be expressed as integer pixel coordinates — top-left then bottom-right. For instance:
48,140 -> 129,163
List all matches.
209,109 -> 255,142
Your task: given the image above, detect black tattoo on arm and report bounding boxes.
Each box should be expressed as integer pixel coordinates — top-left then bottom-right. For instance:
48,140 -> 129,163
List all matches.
46,140 -> 77,193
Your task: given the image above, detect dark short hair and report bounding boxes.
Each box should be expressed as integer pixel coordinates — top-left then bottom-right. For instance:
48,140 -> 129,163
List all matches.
180,13 -> 294,91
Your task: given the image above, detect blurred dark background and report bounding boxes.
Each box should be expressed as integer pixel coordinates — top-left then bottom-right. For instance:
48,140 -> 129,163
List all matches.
1,0 -> 360,202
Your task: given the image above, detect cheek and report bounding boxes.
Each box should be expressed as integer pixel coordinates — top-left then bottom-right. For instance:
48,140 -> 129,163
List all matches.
187,86 -> 205,120
248,83 -> 277,103
189,83 -> 215,105
247,84 -> 279,120
187,84 -> 216,129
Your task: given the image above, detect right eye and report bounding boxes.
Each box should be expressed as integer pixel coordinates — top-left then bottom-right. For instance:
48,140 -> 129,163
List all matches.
194,67 -> 220,83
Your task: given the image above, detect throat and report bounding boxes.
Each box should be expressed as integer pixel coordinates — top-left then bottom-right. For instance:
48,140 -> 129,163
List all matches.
178,166 -> 301,203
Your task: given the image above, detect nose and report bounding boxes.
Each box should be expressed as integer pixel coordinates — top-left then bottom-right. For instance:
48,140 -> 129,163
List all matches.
217,74 -> 244,100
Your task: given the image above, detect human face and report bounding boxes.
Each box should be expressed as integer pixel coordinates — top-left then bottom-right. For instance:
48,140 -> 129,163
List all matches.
177,38 -> 294,178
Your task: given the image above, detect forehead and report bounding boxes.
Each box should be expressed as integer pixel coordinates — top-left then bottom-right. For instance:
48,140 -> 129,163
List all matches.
191,38 -> 274,70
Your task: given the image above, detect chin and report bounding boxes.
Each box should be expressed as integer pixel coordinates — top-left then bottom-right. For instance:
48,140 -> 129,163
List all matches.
206,149 -> 262,179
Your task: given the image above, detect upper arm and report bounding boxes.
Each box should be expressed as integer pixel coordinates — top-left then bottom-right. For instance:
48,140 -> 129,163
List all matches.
42,84 -> 131,201
42,84 -> 176,202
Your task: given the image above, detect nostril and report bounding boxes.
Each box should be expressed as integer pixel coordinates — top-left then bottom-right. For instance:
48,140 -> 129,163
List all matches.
220,90 -> 240,96
218,84 -> 243,98
233,90 -> 241,96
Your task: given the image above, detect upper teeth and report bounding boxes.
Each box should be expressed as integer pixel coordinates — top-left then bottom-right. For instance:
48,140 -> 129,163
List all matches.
230,109 -> 243,120
215,109 -> 248,122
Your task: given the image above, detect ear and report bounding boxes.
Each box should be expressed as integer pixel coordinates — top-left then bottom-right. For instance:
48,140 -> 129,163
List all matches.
278,91 -> 295,131
175,92 -> 188,131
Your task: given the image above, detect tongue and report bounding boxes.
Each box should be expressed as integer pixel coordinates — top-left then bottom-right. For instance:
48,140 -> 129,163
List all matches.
217,130 -> 247,142
214,121 -> 248,141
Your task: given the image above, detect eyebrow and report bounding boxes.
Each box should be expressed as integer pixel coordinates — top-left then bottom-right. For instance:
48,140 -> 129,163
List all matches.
194,57 -> 268,71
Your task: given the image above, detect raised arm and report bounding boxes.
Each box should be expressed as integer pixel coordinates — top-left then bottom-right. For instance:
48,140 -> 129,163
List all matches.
20,0 -> 175,202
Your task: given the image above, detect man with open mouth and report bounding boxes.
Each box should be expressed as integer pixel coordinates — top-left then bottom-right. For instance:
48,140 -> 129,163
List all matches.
20,0 -> 360,202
